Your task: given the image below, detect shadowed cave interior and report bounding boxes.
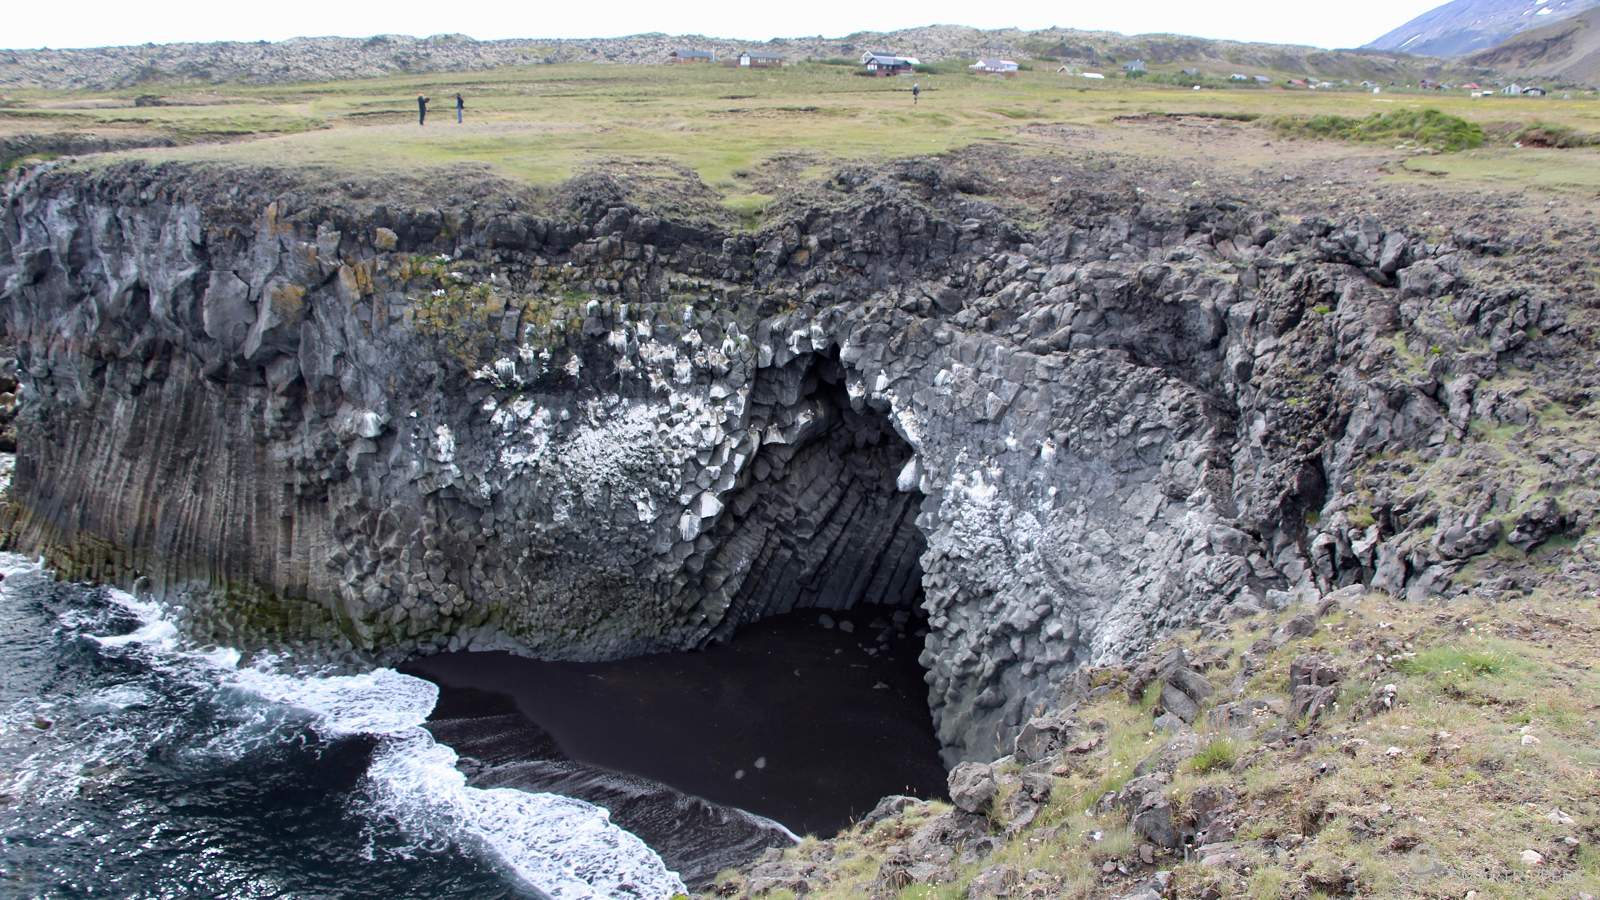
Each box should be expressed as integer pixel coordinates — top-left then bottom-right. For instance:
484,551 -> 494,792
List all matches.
407,349 -> 948,874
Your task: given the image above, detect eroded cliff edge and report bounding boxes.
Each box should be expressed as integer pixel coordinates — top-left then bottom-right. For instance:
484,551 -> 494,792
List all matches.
1,158 -> 1590,764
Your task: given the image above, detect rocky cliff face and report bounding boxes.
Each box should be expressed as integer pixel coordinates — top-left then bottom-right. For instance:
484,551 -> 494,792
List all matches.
0,159 -> 1583,764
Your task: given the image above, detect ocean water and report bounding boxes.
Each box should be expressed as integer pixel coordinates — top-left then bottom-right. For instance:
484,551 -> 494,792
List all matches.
0,554 -> 686,899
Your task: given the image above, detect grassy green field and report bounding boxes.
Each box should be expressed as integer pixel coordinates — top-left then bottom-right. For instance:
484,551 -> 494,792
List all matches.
5,61 -> 1600,205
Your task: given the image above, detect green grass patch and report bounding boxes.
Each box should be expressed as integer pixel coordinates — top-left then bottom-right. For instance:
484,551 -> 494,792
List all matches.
1185,737 -> 1240,775
1397,147 -> 1600,194
1272,108 -> 1485,152
1395,644 -> 1523,679
721,193 -> 774,230
913,59 -> 978,76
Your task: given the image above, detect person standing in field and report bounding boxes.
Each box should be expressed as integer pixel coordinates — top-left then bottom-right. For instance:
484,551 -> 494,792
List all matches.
455,93 -> 464,124
417,94 -> 429,126
912,82 -> 921,105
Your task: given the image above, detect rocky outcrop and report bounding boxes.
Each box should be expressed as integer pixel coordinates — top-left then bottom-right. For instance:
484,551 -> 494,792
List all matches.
0,25 -> 1453,91
0,157 -> 1582,763
0,132 -> 178,172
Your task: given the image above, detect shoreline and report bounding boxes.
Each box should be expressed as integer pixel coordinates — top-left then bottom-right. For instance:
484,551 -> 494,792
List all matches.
401,605 -> 948,881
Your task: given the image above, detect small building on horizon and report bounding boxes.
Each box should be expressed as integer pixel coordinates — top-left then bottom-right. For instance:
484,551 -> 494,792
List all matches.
970,58 -> 1020,75
862,51 -> 918,76
737,51 -> 785,68
1123,58 -> 1147,74
671,48 -> 715,64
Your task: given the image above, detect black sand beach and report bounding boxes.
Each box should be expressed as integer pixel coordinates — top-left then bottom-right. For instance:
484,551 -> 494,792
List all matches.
403,606 -> 947,847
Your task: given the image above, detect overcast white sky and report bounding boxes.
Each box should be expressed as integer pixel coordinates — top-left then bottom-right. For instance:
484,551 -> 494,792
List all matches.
10,0 -> 1444,52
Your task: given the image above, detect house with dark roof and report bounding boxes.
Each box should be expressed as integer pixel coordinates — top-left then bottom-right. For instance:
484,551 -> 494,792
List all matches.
737,51 -> 785,68
671,48 -> 715,64
861,51 -> 918,76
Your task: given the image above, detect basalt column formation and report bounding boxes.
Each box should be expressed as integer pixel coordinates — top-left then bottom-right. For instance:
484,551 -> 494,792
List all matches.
1,161 -> 1575,763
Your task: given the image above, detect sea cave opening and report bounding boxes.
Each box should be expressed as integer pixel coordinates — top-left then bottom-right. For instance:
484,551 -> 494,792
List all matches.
405,349 -> 946,875
701,347 -> 930,636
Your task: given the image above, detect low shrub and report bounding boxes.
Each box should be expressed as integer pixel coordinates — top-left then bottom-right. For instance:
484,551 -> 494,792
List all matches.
1271,108 -> 1484,152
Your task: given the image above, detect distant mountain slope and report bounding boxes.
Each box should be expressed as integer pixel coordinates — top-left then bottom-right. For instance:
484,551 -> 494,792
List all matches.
0,25 -> 1464,91
1366,0 -> 1600,56
1467,5 -> 1600,82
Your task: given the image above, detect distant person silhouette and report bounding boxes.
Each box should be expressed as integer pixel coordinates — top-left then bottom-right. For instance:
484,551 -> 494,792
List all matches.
912,82 -> 921,105
455,93 -> 464,124
417,94 -> 429,126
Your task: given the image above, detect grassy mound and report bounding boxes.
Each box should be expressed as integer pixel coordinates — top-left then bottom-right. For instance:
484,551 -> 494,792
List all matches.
1271,108 -> 1486,152
1508,122 -> 1600,148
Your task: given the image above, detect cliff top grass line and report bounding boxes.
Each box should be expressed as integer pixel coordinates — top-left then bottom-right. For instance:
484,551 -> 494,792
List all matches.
4,61 -> 1600,225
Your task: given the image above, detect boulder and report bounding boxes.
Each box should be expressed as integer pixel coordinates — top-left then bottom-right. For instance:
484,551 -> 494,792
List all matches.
1157,664 -> 1215,725
1434,518 -> 1503,559
1187,784 -> 1238,844
1289,653 -> 1343,725
1208,697 -> 1277,733
904,809 -> 995,875
1508,497 -> 1566,551
966,864 -> 1020,898
859,795 -> 920,829
948,762 -> 998,814
1013,710 -> 1078,763
1289,654 -> 1341,690
1270,612 -> 1318,646
1108,772 -> 1172,815
1132,791 -> 1182,850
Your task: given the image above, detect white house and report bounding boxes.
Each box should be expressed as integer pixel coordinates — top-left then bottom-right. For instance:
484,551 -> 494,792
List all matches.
970,58 -> 1020,75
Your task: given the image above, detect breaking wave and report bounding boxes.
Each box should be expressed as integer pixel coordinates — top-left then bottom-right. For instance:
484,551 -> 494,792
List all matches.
5,555 -> 685,899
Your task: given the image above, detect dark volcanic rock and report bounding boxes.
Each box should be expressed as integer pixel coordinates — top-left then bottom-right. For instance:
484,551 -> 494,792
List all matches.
947,761 -> 998,814
0,157 -> 1580,765
1289,653 -> 1344,724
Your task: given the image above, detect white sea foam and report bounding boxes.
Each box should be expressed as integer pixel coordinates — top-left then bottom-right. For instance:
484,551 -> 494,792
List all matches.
89,616 -> 178,649
77,581 -> 686,898
369,732 -> 686,900
84,684 -> 155,711
228,666 -> 437,737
